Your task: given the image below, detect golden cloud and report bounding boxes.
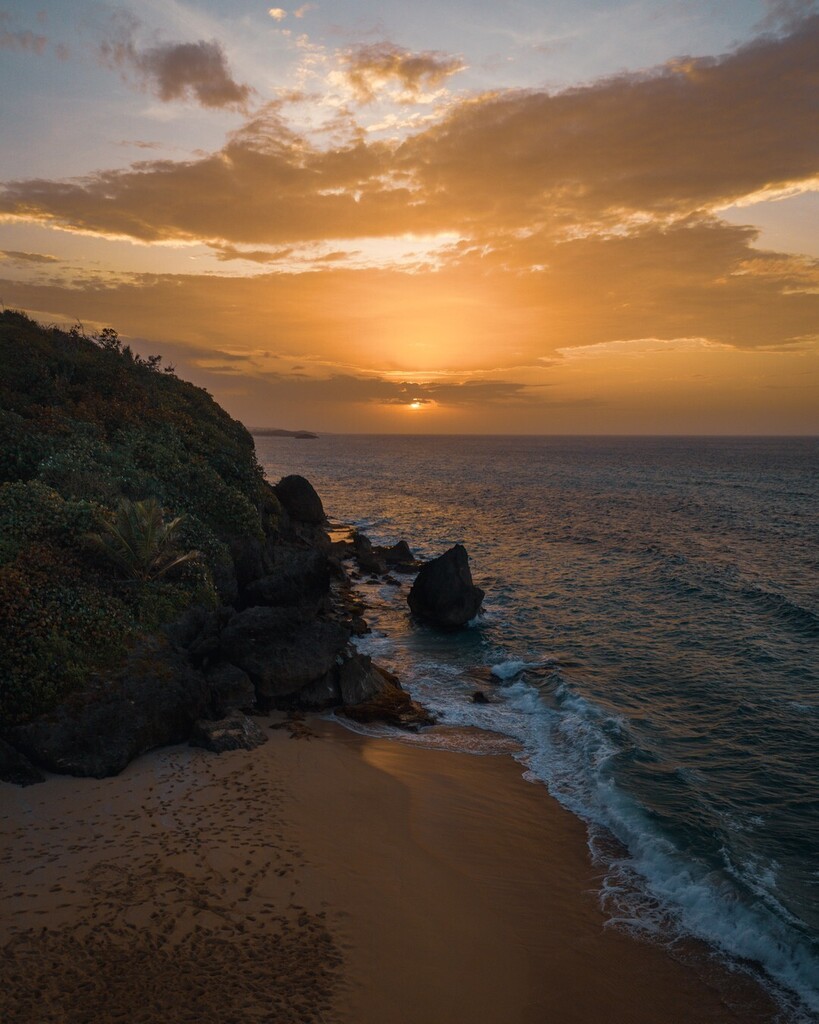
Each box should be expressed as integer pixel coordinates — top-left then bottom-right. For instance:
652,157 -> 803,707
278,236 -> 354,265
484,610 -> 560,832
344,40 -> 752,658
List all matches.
2,17 -> 816,248
341,42 -> 465,102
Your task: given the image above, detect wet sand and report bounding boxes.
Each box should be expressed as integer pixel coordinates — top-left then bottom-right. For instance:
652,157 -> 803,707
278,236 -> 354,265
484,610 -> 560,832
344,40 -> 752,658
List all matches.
0,718 -> 777,1024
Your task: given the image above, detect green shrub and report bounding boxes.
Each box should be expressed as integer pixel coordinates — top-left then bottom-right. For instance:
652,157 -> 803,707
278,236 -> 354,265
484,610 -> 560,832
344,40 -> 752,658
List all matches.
0,544 -> 134,724
0,409 -> 51,483
86,498 -> 202,583
0,481 -> 99,565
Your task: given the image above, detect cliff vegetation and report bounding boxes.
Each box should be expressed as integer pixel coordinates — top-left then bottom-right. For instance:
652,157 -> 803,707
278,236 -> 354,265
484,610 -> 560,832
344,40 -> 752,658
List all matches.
0,310 -> 277,726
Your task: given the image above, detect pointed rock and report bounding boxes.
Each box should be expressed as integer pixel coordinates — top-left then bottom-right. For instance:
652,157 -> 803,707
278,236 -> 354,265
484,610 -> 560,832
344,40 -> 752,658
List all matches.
407,544 -> 484,628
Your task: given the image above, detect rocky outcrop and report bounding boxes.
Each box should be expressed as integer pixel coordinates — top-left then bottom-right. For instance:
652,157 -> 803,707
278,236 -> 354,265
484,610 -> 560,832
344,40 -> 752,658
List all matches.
407,544 -> 484,627
190,712 -> 268,752
205,661 -> 257,716
339,682 -> 435,731
377,539 -> 419,572
243,545 -> 331,612
273,474 -> 326,524
219,606 -> 350,702
1,471 -> 441,783
352,531 -> 387,574
6,639 -> 212,778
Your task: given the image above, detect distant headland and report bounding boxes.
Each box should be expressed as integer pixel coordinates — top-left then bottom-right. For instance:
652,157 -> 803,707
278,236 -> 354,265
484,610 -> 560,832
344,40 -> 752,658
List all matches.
253,428 -> 318,439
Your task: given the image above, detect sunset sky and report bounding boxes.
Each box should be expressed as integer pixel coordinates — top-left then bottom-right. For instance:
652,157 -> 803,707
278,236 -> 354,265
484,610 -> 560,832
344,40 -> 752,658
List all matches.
1,0 -> 817,433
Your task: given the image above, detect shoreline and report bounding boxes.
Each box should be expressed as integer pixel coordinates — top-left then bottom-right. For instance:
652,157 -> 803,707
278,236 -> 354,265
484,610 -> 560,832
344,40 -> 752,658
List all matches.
0,717 -> 779,1024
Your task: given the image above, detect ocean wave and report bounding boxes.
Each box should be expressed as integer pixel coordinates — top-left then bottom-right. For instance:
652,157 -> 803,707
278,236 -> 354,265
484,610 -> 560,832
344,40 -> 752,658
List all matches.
399,666 -> 819,1019
499,679 -> 819,1018
737,586 -> 819,639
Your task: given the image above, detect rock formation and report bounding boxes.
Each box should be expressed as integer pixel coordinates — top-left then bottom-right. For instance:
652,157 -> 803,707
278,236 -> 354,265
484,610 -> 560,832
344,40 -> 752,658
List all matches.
407,544 -> 485,627
273,474 -> 326,524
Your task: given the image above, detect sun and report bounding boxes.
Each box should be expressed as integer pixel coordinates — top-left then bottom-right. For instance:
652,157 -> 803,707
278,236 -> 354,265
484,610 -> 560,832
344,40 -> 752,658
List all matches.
409,401 -> 424,410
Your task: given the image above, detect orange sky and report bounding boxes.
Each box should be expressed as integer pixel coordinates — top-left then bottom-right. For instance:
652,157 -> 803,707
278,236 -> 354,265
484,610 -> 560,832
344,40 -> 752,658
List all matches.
1,2 -> 817,433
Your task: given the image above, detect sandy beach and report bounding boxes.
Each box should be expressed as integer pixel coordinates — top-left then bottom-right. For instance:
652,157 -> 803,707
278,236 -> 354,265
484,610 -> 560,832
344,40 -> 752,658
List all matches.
0,718 -> 778,1024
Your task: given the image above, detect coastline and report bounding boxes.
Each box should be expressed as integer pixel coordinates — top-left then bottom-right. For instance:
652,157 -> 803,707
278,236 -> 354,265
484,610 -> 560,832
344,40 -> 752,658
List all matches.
0,717 -> 778,1024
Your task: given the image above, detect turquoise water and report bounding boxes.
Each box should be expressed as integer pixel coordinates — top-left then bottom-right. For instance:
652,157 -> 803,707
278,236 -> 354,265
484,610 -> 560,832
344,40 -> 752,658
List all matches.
257,435 -> 819,1020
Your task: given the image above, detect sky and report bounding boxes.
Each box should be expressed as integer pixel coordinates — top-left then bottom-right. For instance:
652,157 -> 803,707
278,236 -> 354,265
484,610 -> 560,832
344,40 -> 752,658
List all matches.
0,0 -> 817,434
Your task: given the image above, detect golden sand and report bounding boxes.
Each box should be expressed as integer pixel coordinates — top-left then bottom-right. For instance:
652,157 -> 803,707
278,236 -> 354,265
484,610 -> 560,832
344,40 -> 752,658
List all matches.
0,718 -> 777,1023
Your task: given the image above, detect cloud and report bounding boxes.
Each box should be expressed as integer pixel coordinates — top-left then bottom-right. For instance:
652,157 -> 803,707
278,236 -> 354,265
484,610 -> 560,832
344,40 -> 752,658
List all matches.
342,42 -> 466,102
4,17 -> 817,248
255,372 -> 542,406
117,139 -> 164,150
757,0 -> 817,32
100,33 -> 252,110
0,11 -> 47,54
0,250 -> 59,264
0,28 -> 47,53
268,8 -> 287,21
294,4 -> 315,18
210,243 -> 294,263
0,16 -> 817,392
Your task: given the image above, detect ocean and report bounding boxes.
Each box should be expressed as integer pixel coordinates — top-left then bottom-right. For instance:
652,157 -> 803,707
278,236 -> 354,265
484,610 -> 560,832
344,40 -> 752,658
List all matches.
256,434 -> 819,1021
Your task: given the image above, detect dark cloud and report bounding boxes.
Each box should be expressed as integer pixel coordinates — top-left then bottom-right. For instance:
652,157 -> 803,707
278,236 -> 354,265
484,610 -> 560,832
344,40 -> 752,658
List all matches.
100,32 -> 252,110
256,372 -> 542,406
118,139 -> 164,150
0,250 -> 59,264
342,42 -> 465,102
211,244 -> 294,263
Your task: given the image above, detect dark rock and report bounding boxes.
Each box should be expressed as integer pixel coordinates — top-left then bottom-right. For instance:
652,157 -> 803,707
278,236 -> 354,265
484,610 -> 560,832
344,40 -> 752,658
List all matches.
376,540 -> 419,571
210,551 -> 239,604
190,712 -> 268,753
0,738 -> 45,786
385,539 -> 414,564
348,614 -> 370,636
219,606 -> 350,700
330,538 -> 355,560
229,535 -> 273,590
168,606 -> 233,671
8,639 -> 211,778
339,682 -> 435,731
383,575 -> 401,586
407,544 -> 485,628
273,475 -> 326,524
337,652 -> 385,705
352,532 -> 387,574
472,691 -> 490,704
205,662 -> 257,715
243,545 -> 330,612
165,605 -> 225,650
294,670 -> 341,709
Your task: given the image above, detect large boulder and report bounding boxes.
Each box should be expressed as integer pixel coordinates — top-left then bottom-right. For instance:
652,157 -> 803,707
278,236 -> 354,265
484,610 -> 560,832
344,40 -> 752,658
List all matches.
6,639 -> 211,778
205,661 -> 257,715
243,544 -> 330,612
407,544 -> 484,628
219,605 -> 350,700
273,475 -> 326,524
190,712 -> 268,753
337,651 -> 387,705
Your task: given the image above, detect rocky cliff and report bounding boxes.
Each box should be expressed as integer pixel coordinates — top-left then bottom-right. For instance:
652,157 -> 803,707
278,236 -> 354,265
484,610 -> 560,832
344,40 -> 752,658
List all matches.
0,311 -> 429,782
